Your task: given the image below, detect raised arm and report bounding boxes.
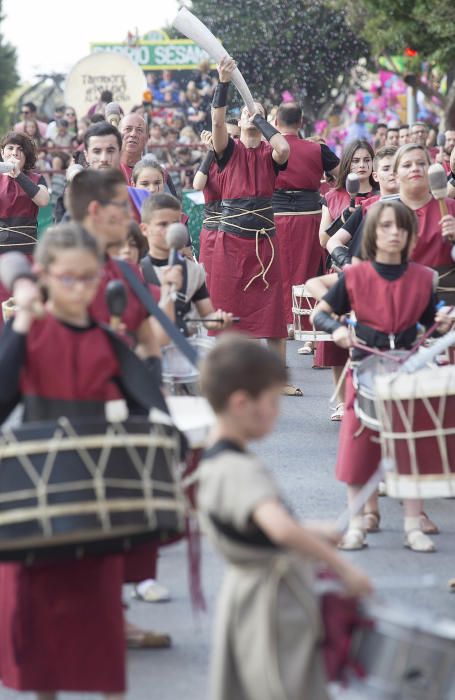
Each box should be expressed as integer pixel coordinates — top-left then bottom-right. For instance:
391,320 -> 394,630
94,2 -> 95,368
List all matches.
193,130 -> 215,191
211,55 -> 235,157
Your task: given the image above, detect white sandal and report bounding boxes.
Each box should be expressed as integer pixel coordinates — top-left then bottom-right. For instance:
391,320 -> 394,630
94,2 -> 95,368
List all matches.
404,530 -> 435,553
338,527 -> 367,550
330,403 -> 344,421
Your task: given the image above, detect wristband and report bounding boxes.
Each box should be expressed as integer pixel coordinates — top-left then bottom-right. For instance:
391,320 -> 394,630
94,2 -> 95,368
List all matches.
16,172 -> 40,199
212,82 -> 229,109
198,150 -> 215,175
144,356 -> 162,386
252,114 -> 279,142
331,246 -> 351,269
313,311 -> 342,335
449,171 -> 455,188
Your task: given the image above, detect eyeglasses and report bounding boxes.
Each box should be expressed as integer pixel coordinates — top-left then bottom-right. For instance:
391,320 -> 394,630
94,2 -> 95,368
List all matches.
49,272 -> 101,288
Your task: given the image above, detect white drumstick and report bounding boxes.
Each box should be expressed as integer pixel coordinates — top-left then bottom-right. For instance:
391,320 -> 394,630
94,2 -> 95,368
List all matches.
335,459 -> 394,533
172,7 -> 256,114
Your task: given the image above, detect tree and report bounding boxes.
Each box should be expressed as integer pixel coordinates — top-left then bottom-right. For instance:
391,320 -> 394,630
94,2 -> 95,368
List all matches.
338,0 -> 455,126
175,0 -> 368,124
0,0 -> 19,131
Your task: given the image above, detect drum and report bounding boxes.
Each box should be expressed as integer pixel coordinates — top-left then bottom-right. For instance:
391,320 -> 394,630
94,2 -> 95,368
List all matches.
162,335 -> 215,395
353,352 -> 407,432
0,413 -> 186,562
291,284 -> 331,341
347,601 -> 455,699
375,364 -> 455,499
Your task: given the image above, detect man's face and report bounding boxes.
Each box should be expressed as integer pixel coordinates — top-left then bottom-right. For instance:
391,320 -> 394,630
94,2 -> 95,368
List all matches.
399,128 -> 409,146
410,125 -> 428,147
376,126 -> 387,145
85,135 -> 121,170
142,207 -> 181,258
120,114 -> 147,158
444,130 -> 455,156
239,102 -> 265,132
386,130 -> 399,148
373,156 -> 397,194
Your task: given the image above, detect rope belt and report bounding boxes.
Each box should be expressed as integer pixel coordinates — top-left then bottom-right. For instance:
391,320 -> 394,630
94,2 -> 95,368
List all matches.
218,203 -> 276,291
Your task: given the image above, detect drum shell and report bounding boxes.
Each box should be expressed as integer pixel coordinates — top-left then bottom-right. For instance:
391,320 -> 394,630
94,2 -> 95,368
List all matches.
348,603 -> 455,699
291,284 -> 332,342
375,365 -> 455,498
353,352 -> 407,432
162,335 -> 215,396
0,416 -> 186,562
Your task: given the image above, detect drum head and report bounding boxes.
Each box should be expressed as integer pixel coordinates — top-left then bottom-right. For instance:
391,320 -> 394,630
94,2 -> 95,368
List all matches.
162,336 -> 215,383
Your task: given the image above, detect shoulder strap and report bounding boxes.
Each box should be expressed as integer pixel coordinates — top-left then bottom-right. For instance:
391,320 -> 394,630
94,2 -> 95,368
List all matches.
114,258 -> 198,367
140,256 -> 162,287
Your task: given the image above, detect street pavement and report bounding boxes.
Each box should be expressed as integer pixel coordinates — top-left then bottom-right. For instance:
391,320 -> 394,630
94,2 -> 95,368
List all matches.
1,341 -> 454,699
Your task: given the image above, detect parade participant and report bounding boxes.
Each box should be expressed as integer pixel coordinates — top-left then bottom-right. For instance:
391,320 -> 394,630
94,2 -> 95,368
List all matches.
386,127 -> 399,148
316,139 -> 377,420
209,57 -> 298,394
0,132 -> 49,254
119,113 -> 148,184
326,146 -> 398,266
198,335 -> 372,700
193,129 -> 221,293
272,102 -> 339,340
140,192 -> 232,340
0,224 -> 132,697
67,169 -> 172,647
398,123 -> 410,146
84,121 -> 122,171
313,200 -> 452,551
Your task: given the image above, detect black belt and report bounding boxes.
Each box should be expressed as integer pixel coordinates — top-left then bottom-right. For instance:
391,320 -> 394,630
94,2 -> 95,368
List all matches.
24,396 -> 107,422
355,322 -> 418,351
203,203 -> 222,231
272,189 -> 322,213
219,197 -> 275,239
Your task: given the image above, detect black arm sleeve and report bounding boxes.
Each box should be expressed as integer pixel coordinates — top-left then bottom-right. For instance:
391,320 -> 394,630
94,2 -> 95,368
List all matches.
419,293 -> 438,330
313,311 -> 343,334
322,274 -> 352,317
0,322 -> 26,402
349,219 -> 366,259
215,136 -> 235,171
343,207 -> 363,236
272,157 -> 288,175
320,144 -> 340,172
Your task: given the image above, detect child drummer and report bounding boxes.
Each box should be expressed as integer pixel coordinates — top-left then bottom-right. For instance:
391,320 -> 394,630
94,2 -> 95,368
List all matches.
312,199 -> 452,552
0,224 -> 160,698
198,335 -> 372,700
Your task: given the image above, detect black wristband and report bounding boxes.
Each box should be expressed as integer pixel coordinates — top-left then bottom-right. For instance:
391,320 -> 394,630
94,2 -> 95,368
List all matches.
198,150 -> 215,175
212,82 -> 229,109
324,215 -> 344,238
16,172 -> 40,199
449,172 -> 455,187
331,246 -> 351,269
313,311 -> 342,335
252,114 -> 279,142
144,355 -> 162,386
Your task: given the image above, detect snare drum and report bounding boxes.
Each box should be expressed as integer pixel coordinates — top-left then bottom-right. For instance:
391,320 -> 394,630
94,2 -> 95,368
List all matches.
347,601 -> 455,699
353,352 -> 407,432
0,414 -> 186,562
291,284 -> 332,342
162,335 -> 215,395
375,364 -> 455,498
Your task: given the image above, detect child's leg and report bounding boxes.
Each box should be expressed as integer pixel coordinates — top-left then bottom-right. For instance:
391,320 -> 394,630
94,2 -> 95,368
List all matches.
267,338 -> 303,395
338,485 -> 367,550
364,491 -> 381,532
403,499 -> 435,552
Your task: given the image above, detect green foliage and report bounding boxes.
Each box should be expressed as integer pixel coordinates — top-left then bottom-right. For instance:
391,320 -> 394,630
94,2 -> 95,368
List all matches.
0,0 -> 19,131
178,0 -> 368,120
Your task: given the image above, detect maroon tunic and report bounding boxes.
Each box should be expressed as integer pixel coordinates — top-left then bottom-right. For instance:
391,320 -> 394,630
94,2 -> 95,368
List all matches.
336,262 -> 434,484
273,136 -> 324,325
315,188 -> 376,368
89,256 -> 158,583
0,171 -> 42,253
210,138 -> 286,338
0,316 -> 125,693
198,158 -> 221,294
412,197 -> 455,268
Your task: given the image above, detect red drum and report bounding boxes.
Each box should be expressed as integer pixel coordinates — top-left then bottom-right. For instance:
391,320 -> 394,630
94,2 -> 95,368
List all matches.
375,364 -> 455,498
292,284 -> 331,341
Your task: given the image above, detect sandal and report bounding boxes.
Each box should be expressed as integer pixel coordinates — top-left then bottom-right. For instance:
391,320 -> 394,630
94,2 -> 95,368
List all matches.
420,512 -> 440,535
378,480 -> 387,496
282,384 -> 303,397
298,341 -> 314,355
448,578 -> 455,592
338,527 -> 367,550
127,630 -> 172,649
404,530 -> 435,553
364,511 -> 381,533
132,580 -> 170,603
330,403 -> 344,421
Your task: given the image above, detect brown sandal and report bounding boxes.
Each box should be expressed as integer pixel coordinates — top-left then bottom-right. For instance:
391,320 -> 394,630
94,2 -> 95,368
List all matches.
281,384 -> 303,396
364,511 -> 381,533
420,512 -> 440,535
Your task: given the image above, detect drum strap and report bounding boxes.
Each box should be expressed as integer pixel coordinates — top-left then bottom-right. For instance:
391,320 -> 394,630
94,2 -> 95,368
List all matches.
355,322 -> 417,350
140,256 -> 192,337
115,259 -> 198,367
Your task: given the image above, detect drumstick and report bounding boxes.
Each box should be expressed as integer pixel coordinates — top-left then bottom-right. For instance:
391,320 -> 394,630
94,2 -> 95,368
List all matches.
335,459 -> 394,533
428,163 -> 448,218
400,303 -> 454,364
350,339 -> 402,362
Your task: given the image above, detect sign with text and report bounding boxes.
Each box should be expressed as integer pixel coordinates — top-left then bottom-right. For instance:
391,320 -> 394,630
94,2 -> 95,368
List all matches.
91,40 -> 215,71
